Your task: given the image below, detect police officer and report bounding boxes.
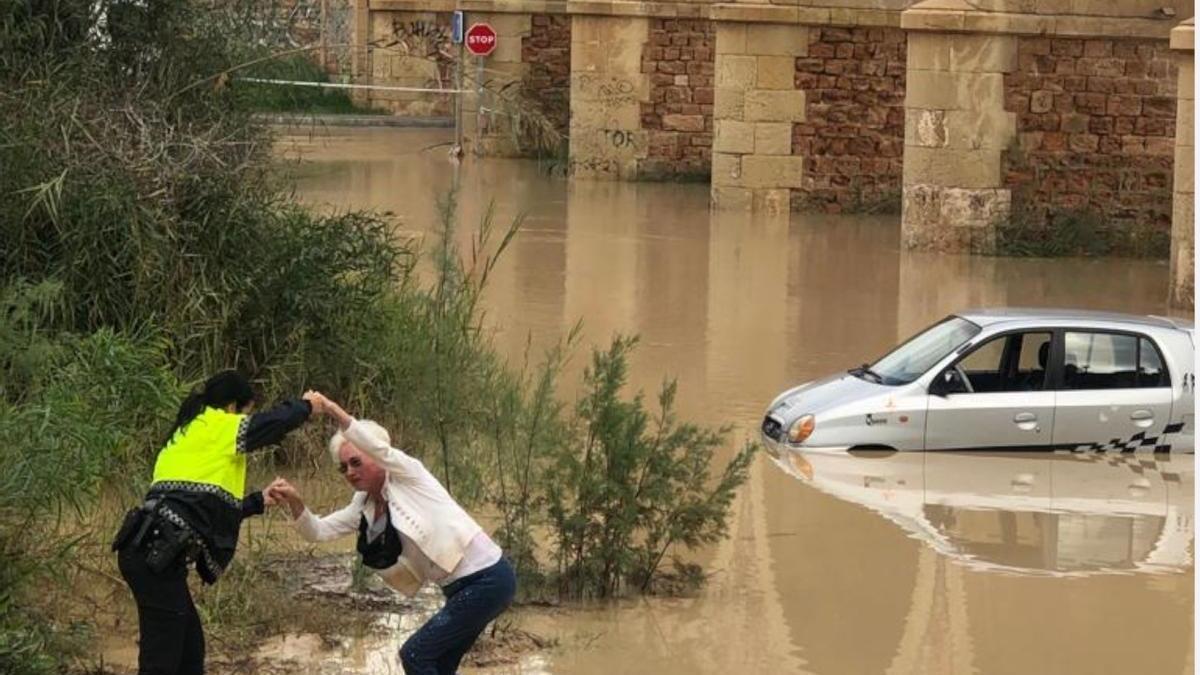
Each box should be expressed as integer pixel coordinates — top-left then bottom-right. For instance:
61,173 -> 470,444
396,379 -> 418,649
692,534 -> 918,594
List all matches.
113,370 -> 317,675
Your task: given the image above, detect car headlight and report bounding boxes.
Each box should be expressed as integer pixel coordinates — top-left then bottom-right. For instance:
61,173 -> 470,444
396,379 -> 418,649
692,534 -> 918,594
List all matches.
788,415 -> 815,444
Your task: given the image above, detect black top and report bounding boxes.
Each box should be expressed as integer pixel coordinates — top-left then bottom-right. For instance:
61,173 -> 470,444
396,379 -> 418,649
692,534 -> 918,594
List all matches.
357,509 -> 403,570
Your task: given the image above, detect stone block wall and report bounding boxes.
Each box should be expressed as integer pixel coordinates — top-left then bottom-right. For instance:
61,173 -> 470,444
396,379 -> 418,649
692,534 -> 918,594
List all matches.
793,26 -> 907,212
569,15 -> 721,180
712,23 -> 810,212
367,11 -> 455,117
569,15 -> 652,179
1002,36 -> 1178,254
1170,20 -> 1193,309
640,19 -> 716,180
523,14 -> 572,138
901,31 -> 1018,252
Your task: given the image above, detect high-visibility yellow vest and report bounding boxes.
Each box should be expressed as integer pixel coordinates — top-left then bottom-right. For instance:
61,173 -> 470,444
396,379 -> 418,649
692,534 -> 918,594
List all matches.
151,407 -> 248,499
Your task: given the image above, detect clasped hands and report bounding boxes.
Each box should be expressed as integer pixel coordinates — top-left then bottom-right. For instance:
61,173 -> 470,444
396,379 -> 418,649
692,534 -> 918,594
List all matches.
261,389 -> 348,513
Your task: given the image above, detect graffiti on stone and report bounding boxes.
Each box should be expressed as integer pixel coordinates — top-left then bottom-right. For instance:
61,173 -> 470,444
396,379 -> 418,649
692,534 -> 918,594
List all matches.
602,129 -> 637,149
388,18 -> 451,59
574,73 -> 639,105
373,14 -> 455,112
569,157 -> 622,175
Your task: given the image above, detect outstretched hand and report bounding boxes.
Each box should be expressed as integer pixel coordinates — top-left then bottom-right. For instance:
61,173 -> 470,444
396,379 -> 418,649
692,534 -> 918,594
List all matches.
302,390 -> 352,429
266,476 -> 305,519
303,390 -> 325,416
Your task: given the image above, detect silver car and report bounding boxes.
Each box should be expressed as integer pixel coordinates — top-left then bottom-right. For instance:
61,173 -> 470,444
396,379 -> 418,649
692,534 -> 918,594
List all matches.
761,308 -> 1196,453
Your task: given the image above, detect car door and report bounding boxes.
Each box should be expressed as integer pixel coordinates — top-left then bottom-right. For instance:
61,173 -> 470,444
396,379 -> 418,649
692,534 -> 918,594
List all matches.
1051,331 -> 1175,451
925,331 -> 1056,450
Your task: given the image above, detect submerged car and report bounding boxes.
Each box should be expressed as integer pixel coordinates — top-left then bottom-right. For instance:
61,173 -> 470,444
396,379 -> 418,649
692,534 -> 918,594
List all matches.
762,308 -> 1196,453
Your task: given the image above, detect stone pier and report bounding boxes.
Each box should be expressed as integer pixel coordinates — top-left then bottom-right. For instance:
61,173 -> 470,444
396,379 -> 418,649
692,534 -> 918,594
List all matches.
711,20 -> 809,212
1170,18 -> 1193,309
711,3 -> 909,212
568,15 -> 652,179
900,0 -> 1190,255
568,12 -> 717,181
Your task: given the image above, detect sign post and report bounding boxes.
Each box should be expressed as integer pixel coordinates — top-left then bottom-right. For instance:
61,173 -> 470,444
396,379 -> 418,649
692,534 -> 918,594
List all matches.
452,11 -> 465,156
465,23 -> 495,143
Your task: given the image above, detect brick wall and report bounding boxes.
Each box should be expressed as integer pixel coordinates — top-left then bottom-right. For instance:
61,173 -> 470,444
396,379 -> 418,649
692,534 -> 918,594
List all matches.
792,27 -> 906,212
522,14 -> 572,137
1003,37 -> 1178,253
640,19 -> 716,180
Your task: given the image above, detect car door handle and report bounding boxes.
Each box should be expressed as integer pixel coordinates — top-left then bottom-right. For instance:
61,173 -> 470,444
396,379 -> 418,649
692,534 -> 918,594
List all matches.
1130,410 -> 1154,421
1014,412 -> 1037,423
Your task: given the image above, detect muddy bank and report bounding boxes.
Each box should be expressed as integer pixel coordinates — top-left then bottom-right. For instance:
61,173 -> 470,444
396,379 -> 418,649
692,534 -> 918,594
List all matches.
96,553 -> 552,675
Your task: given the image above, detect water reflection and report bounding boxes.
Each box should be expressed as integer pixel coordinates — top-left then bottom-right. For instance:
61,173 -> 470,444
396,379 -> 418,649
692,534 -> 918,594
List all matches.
769,448 -> 1194,577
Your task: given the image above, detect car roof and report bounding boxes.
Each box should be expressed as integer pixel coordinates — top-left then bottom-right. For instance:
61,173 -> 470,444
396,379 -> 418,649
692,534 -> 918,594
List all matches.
956,307 -> 1194,331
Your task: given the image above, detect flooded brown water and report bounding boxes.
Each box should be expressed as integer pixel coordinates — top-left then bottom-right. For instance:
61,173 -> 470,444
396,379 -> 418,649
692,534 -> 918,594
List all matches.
277,126 -> 1193,675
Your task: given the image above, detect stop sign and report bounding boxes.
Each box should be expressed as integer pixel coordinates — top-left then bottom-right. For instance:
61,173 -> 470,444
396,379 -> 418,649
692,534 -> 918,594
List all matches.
465,23 -> 497,57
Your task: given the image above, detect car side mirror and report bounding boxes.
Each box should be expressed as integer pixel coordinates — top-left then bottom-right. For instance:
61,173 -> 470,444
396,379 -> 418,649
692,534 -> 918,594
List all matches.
931,369 -> 966,396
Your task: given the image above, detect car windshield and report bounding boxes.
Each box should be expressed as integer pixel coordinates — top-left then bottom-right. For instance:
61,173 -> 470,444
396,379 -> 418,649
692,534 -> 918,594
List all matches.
862,316 -> 981,385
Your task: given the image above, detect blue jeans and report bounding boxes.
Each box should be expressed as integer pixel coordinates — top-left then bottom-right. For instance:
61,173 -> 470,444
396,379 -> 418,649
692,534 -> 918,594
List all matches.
400,558 -> 517,675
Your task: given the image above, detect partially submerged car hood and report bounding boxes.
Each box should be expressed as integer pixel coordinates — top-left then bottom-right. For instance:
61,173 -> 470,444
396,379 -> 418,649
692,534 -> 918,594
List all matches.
769,372 -> 887,420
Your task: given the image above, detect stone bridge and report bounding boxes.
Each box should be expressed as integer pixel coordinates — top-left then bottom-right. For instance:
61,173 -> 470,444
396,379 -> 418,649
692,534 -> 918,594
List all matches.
341,0 -> 1194,308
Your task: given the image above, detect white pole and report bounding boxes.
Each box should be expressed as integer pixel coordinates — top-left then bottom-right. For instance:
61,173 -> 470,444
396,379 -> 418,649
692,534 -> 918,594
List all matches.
455,29 -> 465,154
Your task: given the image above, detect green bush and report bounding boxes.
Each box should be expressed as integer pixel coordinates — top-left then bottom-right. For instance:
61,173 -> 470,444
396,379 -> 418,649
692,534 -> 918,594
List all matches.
233,55 -> 383,115
0,279 -> 181,672
0,281 -> 179,514
544,337 -> 756,598
994,204 -> 1171,259
1,0 -> 408,392
995,206 -> 1114,257
996,143 -> 1171,259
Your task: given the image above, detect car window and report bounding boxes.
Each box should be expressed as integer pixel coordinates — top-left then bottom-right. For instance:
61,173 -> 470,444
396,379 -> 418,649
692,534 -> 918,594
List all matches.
1138,337 -> 1170,388
869,316 -> 981,385
1063,332 -> 1139,390
957,332 -> 1051,393
1017,333 -> 1052,389
958,337 -> 1006,384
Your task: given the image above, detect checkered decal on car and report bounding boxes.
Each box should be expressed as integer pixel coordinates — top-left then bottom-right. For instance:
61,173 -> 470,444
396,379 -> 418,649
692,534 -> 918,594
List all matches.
1069,422 -> 1186,454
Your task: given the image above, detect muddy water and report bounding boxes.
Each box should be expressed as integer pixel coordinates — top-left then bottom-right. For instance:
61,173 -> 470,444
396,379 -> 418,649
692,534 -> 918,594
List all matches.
279,127 -> 1193,675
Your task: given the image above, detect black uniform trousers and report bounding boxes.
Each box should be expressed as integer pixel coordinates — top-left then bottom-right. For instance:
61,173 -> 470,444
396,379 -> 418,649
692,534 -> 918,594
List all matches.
117,545 -> 205,675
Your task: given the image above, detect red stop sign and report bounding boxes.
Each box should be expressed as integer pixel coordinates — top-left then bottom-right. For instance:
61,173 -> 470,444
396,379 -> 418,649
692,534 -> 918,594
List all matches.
465,23 -> 497,57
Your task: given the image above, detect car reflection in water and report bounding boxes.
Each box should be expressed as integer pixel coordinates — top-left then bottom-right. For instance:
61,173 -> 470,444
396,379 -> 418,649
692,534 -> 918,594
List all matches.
768,447 -> 1193,577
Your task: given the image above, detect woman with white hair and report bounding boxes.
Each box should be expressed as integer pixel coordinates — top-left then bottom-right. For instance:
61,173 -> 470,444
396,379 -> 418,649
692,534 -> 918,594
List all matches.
267,392 -> 515,675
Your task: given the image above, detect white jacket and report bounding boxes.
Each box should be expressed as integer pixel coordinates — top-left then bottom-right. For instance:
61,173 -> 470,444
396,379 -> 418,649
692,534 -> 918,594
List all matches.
293,419 -> 485,596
